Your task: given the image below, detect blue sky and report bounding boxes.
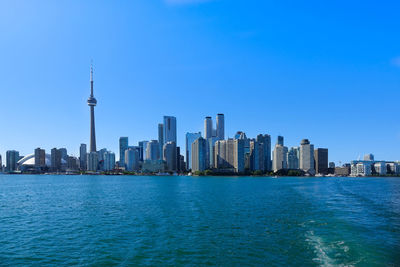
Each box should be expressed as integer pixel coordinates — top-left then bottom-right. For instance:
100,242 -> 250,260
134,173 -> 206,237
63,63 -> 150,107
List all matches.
0,0 -> 399,164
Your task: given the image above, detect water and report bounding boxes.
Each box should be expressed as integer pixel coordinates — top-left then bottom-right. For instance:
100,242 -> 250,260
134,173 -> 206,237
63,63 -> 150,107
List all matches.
0,175 -> 399,266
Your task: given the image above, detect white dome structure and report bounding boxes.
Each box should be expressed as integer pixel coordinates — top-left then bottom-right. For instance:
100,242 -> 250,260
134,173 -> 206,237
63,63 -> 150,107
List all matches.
18,154 -> 66,167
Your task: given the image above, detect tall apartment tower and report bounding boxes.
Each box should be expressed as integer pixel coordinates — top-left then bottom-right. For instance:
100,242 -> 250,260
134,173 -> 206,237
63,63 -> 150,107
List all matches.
146,140 -> 160,161
163,116 -> 177,144
287,147 -> 299,169
138,141 -> 148,161
6,150 -> 19,172
277,136 -> 284,146
300,139 -> 315,174
314,148 -> 328,174
204,117 -> 213,139
163,142 -> 177,172
34,148 -> 46,168
103,151 -> 115,171
185,132 -> 202,170
87,63 -> 97,153
250,140 -> 264,171
273,144 -> 288,171
216,114 -> 225,140
50,148 -> 62,172
119,137 -> 129,166
158,123 -> 164,159
79,144 -> 87,170
125,148 -> 140,171
256,134 -> 272,172
192,137 -> 207,172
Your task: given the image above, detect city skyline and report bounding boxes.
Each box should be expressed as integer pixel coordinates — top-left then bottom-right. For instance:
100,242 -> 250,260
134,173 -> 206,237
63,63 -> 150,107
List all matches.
0,1 -> 400,163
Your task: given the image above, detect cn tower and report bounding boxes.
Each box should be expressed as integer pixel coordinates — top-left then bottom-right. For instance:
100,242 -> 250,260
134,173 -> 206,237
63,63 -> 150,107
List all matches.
87,63 -> 97,152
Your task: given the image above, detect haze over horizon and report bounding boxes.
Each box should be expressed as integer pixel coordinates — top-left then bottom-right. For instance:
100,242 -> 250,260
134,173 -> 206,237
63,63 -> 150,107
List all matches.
0,0 -> 399,164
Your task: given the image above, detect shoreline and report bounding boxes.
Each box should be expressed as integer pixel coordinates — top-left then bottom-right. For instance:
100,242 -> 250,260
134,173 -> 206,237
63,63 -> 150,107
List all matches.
1,172 -> 399,178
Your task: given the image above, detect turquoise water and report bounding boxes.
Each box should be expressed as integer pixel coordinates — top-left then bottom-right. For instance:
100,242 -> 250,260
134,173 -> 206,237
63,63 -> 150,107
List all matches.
0,175 -> 399,266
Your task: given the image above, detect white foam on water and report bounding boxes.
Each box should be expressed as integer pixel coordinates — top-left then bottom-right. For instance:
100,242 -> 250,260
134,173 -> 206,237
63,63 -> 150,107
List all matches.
306,230 -> 336,267
305,231 -> 355,267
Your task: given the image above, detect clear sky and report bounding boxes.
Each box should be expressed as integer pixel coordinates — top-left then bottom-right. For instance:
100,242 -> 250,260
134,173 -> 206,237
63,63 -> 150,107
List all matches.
0,0 -> 399,164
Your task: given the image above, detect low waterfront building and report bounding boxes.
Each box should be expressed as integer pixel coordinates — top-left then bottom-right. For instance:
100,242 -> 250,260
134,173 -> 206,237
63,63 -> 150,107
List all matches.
142,160 -> 165,173
350,161 -> 372,176
335,165 -> 351,176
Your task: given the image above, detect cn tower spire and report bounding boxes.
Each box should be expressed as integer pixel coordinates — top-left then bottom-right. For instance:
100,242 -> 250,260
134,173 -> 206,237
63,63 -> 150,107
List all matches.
87,61 -> 97,152
90,62 -> 94,97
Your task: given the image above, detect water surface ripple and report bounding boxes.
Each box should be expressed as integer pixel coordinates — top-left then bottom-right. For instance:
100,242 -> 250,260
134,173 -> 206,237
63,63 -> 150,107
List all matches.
0,175 -> 399,266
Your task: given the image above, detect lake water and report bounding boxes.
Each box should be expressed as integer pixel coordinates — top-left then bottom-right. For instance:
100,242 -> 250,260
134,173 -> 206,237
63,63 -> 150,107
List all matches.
0,175 -> 399,266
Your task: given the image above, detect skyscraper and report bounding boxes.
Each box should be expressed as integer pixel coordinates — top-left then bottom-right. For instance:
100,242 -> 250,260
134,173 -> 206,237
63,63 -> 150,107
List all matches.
6,150 -> 19,172
250,140 -> 264,171
103,151 -> 115,171
87,63 -> 97,153
204,117 -> 213,139
87,152 -> 98,172
51,148 -> 62,172
146,140 -> 160,161
138,141 -> 148,162
163,116 -> 177,144
34,148 -> 46,168
214,139 -> 244,173
185,132 -> 201,170
277,136 -> 284,146
300,139 -> 315,174
192,137 -> 207,172
79,144 -> 87,170
59,148 -> 68,162
119,137 -> 129,166
256,134 -> 272,171
273,144 -> 288,172
287,147 -> 300,169
125,147 -> 139,171
216,114 -> 225,140
163,141 -> 177,172
158,123 -> 164,159
314,148 -> 328,174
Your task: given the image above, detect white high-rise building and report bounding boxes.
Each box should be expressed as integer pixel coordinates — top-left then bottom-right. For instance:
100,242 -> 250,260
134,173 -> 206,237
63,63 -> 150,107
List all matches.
273,144 -> 288,171
300,139 -> 315,174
